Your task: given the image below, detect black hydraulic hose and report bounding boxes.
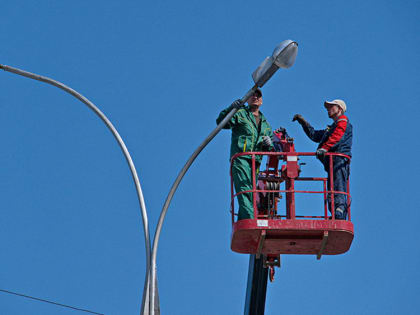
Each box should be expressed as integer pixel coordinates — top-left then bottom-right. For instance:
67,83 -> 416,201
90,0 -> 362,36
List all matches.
149,85 -> 258,315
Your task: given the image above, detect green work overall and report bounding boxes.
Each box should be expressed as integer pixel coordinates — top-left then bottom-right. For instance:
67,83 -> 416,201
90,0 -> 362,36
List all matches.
217,105 -> 273,220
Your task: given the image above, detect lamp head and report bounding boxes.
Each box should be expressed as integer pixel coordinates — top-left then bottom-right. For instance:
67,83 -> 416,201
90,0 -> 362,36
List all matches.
272,40 -> 298,69
252,40 -> 298,87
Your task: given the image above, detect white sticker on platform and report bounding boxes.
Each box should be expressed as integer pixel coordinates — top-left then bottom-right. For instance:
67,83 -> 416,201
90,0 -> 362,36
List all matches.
257,220 -> 268,227
287,155 -> 298,161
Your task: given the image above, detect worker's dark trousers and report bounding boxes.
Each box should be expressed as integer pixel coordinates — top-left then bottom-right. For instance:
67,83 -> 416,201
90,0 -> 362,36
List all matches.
323,157 -> 350,220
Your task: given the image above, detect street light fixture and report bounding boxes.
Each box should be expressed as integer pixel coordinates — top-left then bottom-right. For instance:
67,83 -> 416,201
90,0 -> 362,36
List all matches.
149,40 -> 298,315
252,39 -> 298,87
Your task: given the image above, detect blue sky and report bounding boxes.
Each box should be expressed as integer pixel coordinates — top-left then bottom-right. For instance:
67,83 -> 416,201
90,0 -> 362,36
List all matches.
0,1 -> 419,314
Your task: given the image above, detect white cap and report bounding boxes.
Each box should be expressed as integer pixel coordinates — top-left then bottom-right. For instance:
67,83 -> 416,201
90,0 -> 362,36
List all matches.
324,99 -> 346,113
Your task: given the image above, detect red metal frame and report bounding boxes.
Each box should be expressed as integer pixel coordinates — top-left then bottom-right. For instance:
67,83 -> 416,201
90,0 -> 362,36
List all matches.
230,151 -> 352,222
229,132 -> 353,260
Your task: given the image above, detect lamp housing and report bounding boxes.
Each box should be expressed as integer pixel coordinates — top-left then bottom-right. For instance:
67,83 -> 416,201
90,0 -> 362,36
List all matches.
252,40 -> 298,87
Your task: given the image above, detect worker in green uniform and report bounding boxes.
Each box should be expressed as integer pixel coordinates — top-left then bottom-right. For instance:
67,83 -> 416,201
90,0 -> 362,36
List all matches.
217,88 -> 273,220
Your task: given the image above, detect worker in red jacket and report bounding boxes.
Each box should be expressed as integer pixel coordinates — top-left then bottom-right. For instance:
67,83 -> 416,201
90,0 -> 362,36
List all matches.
293,99 -> 353,220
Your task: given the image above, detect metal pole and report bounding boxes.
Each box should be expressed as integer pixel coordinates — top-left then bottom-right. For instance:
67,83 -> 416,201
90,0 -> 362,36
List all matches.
149,85 -> 258,315
0,64 -> 152,315
329,154 -> 335,219
252,154 -> 257,219
244,254 -> 268,315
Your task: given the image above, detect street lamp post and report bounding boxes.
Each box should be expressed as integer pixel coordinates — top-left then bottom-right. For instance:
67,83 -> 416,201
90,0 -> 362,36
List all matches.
149,40 -> 298,315
0,64 -> 152,315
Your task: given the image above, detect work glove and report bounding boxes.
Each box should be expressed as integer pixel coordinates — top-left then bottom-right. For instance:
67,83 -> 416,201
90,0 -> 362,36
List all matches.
316,148 -> 327,159
230,99 -> 243,110
292,114 -> 307,125
262,135 -> 272,147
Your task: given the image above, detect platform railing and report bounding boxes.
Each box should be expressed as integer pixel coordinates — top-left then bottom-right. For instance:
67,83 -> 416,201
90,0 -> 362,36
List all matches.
229,152 -> 351,223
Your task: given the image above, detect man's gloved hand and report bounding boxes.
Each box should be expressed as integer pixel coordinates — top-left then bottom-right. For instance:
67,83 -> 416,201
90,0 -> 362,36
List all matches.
230,99 -> 243,110
316,148 -> 327,158
262,135 -> 272,147
292,114 -> 307,125
271,134 -> 277,143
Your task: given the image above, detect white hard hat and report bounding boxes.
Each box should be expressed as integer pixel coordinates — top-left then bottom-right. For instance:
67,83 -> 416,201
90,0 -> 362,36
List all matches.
324,99 -> 346,113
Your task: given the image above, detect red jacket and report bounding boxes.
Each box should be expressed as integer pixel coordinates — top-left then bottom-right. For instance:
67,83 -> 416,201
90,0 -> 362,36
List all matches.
302,115 -> 353,157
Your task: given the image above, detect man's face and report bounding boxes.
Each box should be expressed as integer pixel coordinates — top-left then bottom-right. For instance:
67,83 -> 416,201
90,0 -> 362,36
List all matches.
326,104 -> 341,119
247,92 -> 263,107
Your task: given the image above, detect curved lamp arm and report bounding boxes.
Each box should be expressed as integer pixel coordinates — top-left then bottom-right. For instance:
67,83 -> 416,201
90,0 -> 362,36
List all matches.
0,64 -> 151,315
149,86 -> 257,314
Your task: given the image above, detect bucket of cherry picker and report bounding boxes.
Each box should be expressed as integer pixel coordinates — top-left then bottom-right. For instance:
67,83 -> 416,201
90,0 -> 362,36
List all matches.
229,130 -> 353,261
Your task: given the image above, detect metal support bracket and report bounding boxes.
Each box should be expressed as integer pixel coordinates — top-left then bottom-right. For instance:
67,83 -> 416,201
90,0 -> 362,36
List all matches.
256,230 -> 266,259
317,231 -> 329,260
263,255 -> 281,268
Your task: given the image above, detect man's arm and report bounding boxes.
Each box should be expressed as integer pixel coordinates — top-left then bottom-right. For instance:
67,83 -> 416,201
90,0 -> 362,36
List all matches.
216,99 -> 243,129
292,114 -> 325,143
302,123 -> 326,143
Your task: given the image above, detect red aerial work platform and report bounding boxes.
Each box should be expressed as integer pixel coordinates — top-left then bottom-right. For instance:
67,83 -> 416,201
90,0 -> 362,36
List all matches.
229,128 -> 353,281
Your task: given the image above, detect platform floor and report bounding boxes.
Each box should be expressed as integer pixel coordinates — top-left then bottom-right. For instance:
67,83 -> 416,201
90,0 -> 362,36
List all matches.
231,219 -> 354,255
